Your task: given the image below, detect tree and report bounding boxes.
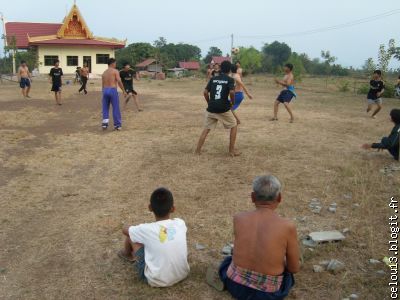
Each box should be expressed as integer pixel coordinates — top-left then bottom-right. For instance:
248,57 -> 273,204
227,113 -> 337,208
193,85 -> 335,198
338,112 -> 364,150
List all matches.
234,47 -> 262,74
153,37 -> 167,49
203,47 -> 223,64
262,41 -> 292,68
321,50 -> 337,65
362,58 -> 377,76
115,42 -> 155,68
377,39 -> 396,74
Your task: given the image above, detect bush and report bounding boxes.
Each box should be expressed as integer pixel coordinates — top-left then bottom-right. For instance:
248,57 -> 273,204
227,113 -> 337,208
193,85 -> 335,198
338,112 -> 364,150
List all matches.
337,80 -> 350,92
357,82 -> 396,98
357,84 -> 370,95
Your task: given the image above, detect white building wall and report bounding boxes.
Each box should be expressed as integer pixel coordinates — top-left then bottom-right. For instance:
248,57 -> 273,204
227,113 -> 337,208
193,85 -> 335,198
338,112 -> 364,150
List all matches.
37,46 -> 116,75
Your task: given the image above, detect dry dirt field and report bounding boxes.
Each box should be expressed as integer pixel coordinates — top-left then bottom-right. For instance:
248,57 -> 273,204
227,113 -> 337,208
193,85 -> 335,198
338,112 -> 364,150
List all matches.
0,74 -> 399,300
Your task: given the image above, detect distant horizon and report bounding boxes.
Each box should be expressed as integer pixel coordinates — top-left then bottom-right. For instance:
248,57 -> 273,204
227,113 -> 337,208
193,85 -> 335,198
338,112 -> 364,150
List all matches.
1,0 -> 399,69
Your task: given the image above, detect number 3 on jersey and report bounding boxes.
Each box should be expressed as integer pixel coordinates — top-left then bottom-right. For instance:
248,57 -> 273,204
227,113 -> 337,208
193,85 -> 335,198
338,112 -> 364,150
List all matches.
215,85 -> 222,100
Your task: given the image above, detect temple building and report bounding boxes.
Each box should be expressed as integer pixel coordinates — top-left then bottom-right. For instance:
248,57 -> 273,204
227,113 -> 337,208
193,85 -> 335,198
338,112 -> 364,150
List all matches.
3,4 -> 125,74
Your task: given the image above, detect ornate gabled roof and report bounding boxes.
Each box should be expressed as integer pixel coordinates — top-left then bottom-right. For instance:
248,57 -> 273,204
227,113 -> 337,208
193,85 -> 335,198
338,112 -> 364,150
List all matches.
57,4 -> 93,39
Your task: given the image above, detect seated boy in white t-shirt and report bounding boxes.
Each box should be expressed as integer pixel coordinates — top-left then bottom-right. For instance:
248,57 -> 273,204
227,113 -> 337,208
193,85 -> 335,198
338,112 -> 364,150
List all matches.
119,187 -> 190,287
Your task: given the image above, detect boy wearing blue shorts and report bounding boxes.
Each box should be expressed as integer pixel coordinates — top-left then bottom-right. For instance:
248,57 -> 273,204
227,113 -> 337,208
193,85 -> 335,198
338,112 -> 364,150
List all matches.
119,188 -> 190,287
271,63 -> 296,123
18,61 -> 32,98
230,64 -> 253,125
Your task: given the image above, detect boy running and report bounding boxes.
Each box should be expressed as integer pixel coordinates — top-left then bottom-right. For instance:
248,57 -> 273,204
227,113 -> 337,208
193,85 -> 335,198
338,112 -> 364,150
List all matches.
271,63 -> 296,123
119,187 -> 190,287
366,70 -> 385,119
49,60 -> 63,105
195,61 -> 240,157
120,63 -> 142,111
18,60 -> 32,98
230,64 -> 253,124
101,58 -> 126,130
78,64 -> 89,95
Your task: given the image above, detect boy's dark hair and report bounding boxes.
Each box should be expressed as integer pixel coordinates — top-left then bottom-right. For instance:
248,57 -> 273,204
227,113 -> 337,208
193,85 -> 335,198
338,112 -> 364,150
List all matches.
54,59 -> 60,64
236,61 -> 241,65
390,109 -> 400,124
123,62 -> 130,67
150,187 -> 174,217
108,58 -> 116,66
231,64 -> 238,73
221,61 -> 232,74
20,60 -> 26,64
373,70 -> 382,76
285,63 -> 294,71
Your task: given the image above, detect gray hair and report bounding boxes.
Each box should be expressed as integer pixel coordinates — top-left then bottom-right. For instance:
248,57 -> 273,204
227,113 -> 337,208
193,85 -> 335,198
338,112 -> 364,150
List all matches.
252,175 -> 282,201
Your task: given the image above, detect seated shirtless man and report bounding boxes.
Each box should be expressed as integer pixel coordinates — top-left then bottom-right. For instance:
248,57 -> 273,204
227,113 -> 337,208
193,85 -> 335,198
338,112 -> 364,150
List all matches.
218,175 -> 300,300
101,58 -> 126,131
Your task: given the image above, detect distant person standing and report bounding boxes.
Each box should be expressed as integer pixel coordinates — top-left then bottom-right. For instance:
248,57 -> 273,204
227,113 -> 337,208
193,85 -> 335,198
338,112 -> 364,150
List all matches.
78,64 -> 89,95
120,63 -> 142,111
271,63 -> 296,123
101,58 -> 126,131
18,60 -> 32,98
195,61 -> 240,157
49,60 -> 63,105
366,70 -> 385,119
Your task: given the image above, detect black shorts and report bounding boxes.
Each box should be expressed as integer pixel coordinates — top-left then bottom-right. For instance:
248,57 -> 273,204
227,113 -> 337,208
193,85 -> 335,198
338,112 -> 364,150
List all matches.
51,83 -> 62,92
125,88 -> 137,95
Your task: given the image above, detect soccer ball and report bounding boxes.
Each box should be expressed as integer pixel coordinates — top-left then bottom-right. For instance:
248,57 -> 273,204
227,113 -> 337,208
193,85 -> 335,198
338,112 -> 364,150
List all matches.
231,47 -> 240,55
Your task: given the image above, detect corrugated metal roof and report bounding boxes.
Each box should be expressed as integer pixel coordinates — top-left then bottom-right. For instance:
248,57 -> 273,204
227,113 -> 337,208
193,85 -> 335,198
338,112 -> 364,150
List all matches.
179,61 -> 200,70
136,59 -> 157,67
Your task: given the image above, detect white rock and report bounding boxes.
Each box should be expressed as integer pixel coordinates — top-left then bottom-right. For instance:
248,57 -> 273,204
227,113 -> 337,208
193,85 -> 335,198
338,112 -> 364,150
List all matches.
313,265 -> 324,273
195,243 -> 206,250
369,259 -> 380,264
327,259 -> 345,274
349,294 -> 359,299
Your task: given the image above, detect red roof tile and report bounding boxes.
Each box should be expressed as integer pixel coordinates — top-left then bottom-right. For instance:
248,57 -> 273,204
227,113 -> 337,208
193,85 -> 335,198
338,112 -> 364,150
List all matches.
211,56 -> 231,64
29,38 -> 125,48
5,22 -> 61,48
179,61 -> 200,70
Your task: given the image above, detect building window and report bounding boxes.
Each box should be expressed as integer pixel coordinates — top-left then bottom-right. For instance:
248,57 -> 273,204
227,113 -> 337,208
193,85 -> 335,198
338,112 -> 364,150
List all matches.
67,56 -> 78,66
44,56 -> 59,66
96,54 -> 109,64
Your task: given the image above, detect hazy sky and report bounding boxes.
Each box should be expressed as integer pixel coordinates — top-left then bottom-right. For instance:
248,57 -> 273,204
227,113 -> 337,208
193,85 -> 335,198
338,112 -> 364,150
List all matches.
1,0 -> 399,68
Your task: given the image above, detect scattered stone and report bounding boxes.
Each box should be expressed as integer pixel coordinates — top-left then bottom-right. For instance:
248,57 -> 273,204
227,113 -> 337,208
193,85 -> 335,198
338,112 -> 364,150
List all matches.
369,259 -> 380,264
319,260 -> 330,267
308,231 -> 346,243
326,259 -> 345,274
222,244 -> 234,255
376,270 -> 385,275
328,206 -> 337,213
343,193 -> 352,200
195,243 -> 206,250
313,265 -> 324,273
309,198 -> 322,214
342,228 -> 350,234
353,203 -> 360,208
302,238 -> 318,248
349,294 -> 359,299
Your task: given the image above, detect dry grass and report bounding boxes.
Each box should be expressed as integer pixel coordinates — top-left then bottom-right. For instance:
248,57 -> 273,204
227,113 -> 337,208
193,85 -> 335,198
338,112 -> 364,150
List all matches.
0,74 -> 399,300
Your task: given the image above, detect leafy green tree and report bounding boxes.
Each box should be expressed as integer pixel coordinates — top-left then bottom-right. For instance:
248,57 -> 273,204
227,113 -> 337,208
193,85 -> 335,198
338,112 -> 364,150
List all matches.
234,47 -> 262,74
321,50 -> 337,65
262,41 -> 292,68
203,47 -> 223,64
115,42 -> 155,68
362,58 -> 377,77
377,39 -> 396,74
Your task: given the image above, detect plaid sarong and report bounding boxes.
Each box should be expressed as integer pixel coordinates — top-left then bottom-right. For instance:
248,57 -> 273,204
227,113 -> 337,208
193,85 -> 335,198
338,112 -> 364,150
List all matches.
226,262 -> 283,293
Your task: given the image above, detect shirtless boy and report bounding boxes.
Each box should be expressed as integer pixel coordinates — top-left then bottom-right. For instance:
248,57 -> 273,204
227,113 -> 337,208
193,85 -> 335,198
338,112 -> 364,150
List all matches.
18,61 -> 32,98
101,58 -> 126,131
79,63 -> 89,95
230,64 -> 253,124
120,63 -> 142,111
271,63 -> 296,123
216,175 -> 300,299
235,61 -> 243,79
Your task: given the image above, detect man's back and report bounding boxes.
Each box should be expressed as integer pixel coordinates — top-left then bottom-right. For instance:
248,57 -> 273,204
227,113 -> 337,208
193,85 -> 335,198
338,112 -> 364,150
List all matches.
102,68 -> 118,88
206,73 -> 235,113
233,209 -> 298,275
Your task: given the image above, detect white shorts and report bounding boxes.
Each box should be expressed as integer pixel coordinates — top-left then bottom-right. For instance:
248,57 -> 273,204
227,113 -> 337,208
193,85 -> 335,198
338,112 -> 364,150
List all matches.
367,98 -> 382,105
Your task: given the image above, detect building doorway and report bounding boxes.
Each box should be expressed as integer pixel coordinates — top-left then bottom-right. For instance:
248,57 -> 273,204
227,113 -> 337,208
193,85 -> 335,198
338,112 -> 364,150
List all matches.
83,56 -> 92,73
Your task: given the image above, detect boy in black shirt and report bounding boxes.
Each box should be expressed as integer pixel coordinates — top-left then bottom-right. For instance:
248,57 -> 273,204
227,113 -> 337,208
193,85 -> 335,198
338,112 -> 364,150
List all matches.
49,60 -> 63,105
119,63 -> 142,111
195,61 -> 240,157
366,70 -> 385,118
362,109 -> 400,161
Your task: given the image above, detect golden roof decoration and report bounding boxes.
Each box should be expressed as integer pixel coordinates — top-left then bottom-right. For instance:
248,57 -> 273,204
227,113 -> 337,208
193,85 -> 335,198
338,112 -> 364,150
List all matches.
57,4 -> 93,39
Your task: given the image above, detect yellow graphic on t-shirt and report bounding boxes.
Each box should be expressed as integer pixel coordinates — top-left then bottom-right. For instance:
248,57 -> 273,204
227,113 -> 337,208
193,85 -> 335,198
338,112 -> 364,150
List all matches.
159,225 -> 177,243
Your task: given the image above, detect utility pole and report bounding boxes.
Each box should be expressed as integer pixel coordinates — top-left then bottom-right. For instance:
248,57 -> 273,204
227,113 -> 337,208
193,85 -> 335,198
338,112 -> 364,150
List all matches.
230,34 -> 234,62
